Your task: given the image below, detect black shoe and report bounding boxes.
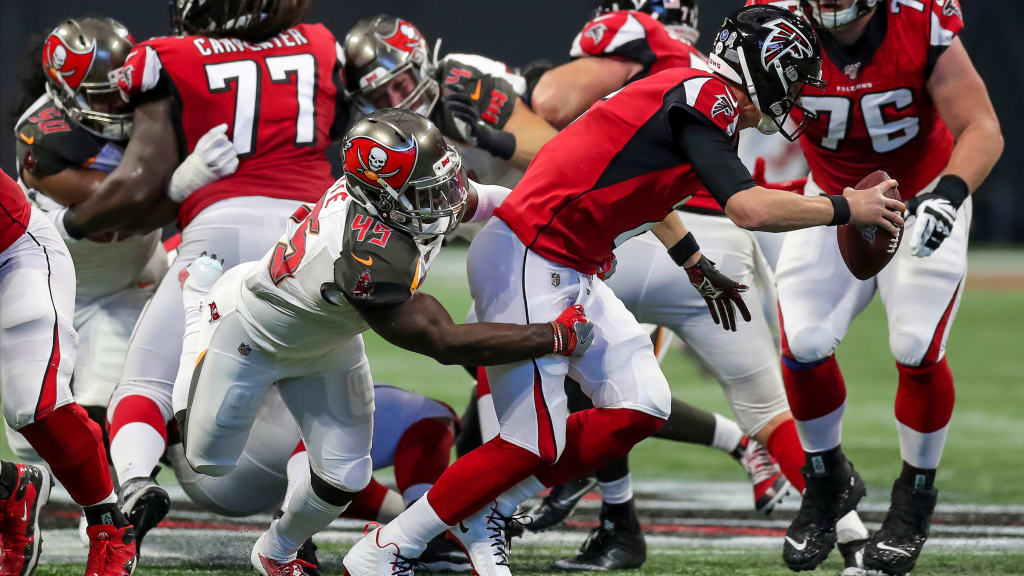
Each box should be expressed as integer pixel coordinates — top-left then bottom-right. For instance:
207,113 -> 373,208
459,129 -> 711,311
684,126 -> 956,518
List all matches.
119,474 -> 170,555
838,537 -> 868,575
783,459 -> 867,572
863,481 -> 937,575
552,502 -> 646,571
296,537 -> 323,576
525,476 -> 598,532
421,533 -> 471,573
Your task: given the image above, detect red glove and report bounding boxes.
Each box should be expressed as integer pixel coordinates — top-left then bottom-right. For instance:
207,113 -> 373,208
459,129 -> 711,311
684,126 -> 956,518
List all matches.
551,305 -> 595,357
686,256 -> 752,332
752,157 -> 808,194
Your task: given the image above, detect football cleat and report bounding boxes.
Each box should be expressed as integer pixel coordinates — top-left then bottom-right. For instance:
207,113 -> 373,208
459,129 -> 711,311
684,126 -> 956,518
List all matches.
0,463 -> 51,576
251,527 -> 318,576
524,476 -> 597,533
552,505 -> 646,571
419,533 -> 470,573
119,475 -> 169,555
862,481 -> 938,576
84,523 -> 137,576
447,502 -> 517,576
783,458 -> 866,572
342,523 -> 419,576
734,437 -> 792,515
296,538 -> 323,576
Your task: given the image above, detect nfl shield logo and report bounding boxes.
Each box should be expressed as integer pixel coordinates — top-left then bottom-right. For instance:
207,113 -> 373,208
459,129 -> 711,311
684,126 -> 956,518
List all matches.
551,273 -> 560,287
844,62 -> 862,80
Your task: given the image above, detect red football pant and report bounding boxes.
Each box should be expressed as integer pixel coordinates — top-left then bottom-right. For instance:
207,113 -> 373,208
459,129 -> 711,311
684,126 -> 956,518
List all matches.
781,353 -> 847,454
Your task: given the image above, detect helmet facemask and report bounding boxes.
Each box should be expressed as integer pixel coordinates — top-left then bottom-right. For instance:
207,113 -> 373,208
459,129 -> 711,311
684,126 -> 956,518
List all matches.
354,65 -> 440,118
737,44 -> 824,141
801,0 -> 880,30
365,147 -> 468,239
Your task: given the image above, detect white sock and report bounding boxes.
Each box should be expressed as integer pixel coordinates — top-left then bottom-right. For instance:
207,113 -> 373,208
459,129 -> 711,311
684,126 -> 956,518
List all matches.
265,479 -> 345,562
403,483 -> 431,507
378,493 -> 449,555
282,450 -> 309,510
599,474 -> 633,505
496,476 -> 545,515
378,489 -> 406,523
84,490 -> 118,508
711,413 -> 744,454
836,510 -> 869,544
110,422 -> 166,482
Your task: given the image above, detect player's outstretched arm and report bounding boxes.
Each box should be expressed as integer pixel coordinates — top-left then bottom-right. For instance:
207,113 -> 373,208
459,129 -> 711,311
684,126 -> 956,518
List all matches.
531,57 -> 642,129
351,292 -> 593,365
61,98 -> 180,239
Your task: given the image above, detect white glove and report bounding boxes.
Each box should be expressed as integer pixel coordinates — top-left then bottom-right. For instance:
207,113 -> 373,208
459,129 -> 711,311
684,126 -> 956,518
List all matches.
908,195 -> 957,258
168,123 -> 238,202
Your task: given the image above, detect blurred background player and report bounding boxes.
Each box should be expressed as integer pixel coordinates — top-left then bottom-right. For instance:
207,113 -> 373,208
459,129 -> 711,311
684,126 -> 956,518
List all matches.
745,0 -> 1003,573
1,166 -> 137,575
53,0 -> 350,555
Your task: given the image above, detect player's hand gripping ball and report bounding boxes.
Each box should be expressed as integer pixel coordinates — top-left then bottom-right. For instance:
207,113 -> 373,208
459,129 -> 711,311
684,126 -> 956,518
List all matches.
837,170 -> 904,280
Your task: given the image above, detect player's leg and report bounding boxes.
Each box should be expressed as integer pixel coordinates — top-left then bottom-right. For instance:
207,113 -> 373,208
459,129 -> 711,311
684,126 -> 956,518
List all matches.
775,198 -> 875,570
0,210 -> 135,573
863,198 -> 971,574
258,337 -> 374,571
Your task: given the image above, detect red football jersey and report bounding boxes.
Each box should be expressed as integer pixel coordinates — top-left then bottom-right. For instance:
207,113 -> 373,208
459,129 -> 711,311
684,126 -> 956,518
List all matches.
0,170 -> 30,253
749,0 -> 963,197
495,68 -> 741,274
571,10 -> 723,212
118,24 -> 345,226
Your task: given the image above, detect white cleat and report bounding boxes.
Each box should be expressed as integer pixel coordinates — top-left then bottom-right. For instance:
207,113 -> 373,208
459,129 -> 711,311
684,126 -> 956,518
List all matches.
446,502 -> 513,576
343,524 -> 419,576
250,524 -> 317,575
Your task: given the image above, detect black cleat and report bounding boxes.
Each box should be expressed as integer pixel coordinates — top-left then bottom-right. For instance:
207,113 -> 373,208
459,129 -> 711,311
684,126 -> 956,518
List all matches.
783,458 -> 866,572
119,475 -> 170,555
553,502 -> 646,571
863,481 -> 937,575
422,533 -> 471,573
296,537 -> 323,576
525,476 -> 598,533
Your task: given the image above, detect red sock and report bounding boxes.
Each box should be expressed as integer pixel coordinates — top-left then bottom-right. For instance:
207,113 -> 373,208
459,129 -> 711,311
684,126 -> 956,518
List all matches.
536,408 -> 663,487
895,359 -> 955,469
394,418 -> 454,495
19,403 -> 113,505
766,418 -> 805,492
426,437 -> 542,525
107,395 -> 168,446
342,476 -> 390,521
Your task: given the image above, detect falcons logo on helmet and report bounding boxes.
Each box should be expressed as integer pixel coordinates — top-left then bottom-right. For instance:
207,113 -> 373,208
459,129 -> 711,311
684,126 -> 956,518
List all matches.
760,18 -> 814,70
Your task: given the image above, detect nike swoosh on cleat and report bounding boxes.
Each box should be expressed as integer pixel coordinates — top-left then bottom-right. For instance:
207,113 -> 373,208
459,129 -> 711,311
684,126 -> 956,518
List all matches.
785,536 -> 809,551
458,521 -> 469,534
351,253 -> 373,266
875,542 -> 913,557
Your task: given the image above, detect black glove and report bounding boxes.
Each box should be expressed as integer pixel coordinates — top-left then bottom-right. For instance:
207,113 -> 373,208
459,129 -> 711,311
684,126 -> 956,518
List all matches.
435,93 -> 517,160
685,256 -> 751,332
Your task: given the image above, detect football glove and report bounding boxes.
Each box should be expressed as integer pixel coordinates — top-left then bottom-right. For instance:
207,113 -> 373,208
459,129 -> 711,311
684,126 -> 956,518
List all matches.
436,93 -> 516,160
906,175 -> 968,258
168,123 -> 239,202
686,256 -> 751,332
551,304 -> 595,357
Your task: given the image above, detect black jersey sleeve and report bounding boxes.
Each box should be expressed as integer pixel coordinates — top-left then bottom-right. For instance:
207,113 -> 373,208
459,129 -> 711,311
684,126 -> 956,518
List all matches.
15,100 -> 105,177
671,111 -> 756,208
335,205 -> 423,306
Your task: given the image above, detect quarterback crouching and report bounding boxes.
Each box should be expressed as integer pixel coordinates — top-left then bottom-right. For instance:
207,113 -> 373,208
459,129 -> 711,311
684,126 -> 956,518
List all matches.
171,109 -> 592,576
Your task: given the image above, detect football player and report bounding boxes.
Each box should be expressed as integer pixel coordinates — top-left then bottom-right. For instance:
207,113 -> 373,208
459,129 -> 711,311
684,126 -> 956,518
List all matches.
52,0 -> 350,553
343,7 -> 906,576
9,17 -> 236,505
743,0 -> 1003,573
173,109 -> 591,576
1,167 -> 138,575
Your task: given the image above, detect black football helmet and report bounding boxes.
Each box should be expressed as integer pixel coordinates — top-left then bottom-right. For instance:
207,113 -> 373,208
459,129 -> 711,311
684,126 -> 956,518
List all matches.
708,5 -> 825,141
801,0 -> 881,29
42,16 -> 135,141
343,109 -> 467,239
596,0 -> 700,44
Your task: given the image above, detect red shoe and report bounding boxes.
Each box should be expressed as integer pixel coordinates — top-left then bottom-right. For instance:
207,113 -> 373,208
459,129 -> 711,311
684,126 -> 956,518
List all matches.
0,463 -> 51,576
84,524 -> 137,576
735,437 -> 792,515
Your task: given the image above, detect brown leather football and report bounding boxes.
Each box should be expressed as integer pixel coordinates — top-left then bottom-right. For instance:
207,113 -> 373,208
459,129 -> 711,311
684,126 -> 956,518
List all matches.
836,170 -> 902,281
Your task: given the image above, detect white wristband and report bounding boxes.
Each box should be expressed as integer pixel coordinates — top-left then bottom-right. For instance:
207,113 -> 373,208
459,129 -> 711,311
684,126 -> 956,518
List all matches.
466,181 -> 511,224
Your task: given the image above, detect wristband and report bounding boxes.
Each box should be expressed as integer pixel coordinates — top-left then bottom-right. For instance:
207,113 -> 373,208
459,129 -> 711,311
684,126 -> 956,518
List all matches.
481,128 -> 516,161
668,232 -> 701,267
933,174 -> 969,209
827,194 -> 851,226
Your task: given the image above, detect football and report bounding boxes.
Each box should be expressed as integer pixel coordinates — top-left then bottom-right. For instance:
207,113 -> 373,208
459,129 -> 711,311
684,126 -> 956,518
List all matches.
836,170 -> 903,281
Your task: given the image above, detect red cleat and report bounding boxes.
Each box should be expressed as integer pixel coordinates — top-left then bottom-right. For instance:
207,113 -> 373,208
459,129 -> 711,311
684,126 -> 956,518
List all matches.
735,437 -> 793,515
0,463 -> 51,576
84,523 -> 137,576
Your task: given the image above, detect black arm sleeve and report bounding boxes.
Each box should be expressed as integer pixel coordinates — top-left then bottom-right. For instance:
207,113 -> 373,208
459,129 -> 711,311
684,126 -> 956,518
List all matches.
671,110 -> 756,208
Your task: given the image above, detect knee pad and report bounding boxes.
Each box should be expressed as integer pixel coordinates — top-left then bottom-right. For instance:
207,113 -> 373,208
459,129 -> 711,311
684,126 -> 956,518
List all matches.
889,329 -> 929,367
785,325 -> 839,364
309,453 -> 372,496
310,466 -> 363,507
